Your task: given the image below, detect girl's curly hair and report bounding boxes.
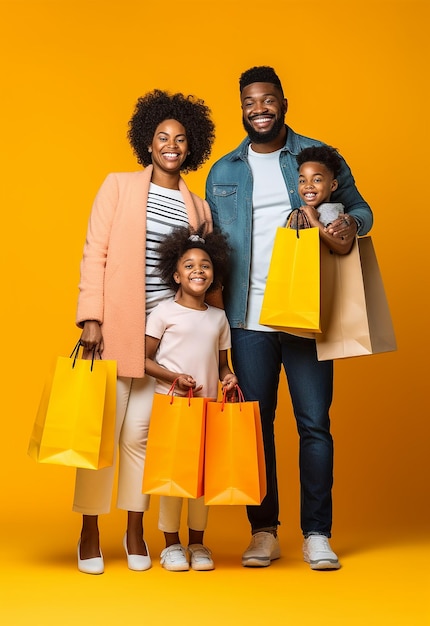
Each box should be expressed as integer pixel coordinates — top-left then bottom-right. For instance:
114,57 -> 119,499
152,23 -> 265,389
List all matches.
127,89 -> 215,173
296,145 -> 342,178
157,223 -> 231,293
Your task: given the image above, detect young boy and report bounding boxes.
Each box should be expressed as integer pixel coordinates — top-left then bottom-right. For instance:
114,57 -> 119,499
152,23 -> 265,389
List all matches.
294,144 -> 355,254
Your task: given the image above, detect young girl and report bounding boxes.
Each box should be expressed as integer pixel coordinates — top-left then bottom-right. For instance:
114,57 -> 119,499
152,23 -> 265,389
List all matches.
145,224 -> 238,572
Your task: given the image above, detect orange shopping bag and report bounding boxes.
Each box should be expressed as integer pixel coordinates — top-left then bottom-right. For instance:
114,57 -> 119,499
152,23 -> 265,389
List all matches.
204,386 -> 266,505
142,381 -> 207,498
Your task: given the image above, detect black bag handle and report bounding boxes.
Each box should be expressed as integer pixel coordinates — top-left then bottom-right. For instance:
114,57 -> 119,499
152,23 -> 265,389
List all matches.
286,208 -> 311,238
70,340 -> 98,371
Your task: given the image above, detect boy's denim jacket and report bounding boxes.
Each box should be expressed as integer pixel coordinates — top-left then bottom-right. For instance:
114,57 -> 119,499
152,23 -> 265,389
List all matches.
205,126 -> 373,328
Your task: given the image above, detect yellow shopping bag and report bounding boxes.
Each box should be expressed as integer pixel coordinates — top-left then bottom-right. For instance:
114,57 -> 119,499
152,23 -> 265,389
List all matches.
259,217 -> 322,333
28,342 -> 116,469
204,386 -> 266,505
142,382 -> 207,498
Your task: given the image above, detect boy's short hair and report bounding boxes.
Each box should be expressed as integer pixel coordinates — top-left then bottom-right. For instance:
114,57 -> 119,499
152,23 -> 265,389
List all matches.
296,145 -> 342,178
239,66 -> 284,96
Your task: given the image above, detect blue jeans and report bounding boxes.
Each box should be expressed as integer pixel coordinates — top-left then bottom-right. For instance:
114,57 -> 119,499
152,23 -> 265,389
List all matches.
231,329 -> 334,537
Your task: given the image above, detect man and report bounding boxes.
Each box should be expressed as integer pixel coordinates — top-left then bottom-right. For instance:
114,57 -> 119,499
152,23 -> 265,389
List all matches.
205,66 -> 373,570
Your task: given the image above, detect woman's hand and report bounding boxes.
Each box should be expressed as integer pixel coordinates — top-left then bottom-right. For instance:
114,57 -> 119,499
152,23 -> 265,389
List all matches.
80,320 -> 103,354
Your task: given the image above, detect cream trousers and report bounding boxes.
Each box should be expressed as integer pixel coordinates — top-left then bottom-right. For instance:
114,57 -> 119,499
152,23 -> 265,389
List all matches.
72,375 -> 155,515
158,496 -> 209,533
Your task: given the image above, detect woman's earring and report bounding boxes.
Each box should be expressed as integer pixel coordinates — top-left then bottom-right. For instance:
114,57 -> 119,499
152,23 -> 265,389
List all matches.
148,147 -> 152,153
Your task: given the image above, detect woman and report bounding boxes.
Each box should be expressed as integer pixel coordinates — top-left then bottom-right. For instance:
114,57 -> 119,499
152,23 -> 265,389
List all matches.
74,89 -> 215,574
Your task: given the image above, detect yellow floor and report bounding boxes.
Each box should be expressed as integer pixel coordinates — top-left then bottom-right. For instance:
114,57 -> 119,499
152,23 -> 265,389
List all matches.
1,507 -> 428,626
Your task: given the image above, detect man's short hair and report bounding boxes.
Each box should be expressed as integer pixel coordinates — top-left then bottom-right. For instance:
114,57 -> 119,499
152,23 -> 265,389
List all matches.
239,66 -> 284,96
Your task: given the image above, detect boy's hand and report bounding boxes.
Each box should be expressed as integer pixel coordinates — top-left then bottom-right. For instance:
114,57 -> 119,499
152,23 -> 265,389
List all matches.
299,204 -> 320,227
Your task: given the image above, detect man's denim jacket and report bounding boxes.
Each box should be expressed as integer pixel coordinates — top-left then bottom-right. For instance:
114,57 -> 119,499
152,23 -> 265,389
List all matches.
205,126 -> 373,329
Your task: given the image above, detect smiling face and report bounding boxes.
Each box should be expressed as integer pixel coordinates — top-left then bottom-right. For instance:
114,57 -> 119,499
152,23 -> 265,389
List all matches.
149,119 -> 189,180
298,161 -> 339,207
173,248 -> 214,297
241,82 -> 287,146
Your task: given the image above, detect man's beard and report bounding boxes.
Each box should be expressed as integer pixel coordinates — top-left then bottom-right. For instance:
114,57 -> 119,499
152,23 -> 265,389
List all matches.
242,114 -> 285,144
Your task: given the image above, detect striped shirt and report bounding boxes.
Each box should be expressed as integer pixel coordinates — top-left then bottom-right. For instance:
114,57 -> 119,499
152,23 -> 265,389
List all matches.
145,183 -> 189,314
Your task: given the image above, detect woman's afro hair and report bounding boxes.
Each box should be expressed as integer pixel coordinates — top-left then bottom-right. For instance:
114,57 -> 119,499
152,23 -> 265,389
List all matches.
157,223 -> 231,293
127,89 -> 215,173
296,145 -> 342,179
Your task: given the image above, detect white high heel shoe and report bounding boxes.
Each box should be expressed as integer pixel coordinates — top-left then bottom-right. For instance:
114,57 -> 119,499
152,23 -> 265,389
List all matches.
123,533 -> 152,571
77,540 -> 104,575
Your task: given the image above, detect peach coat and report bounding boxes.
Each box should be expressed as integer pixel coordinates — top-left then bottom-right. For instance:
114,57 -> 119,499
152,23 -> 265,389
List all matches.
76,165 -> 213,378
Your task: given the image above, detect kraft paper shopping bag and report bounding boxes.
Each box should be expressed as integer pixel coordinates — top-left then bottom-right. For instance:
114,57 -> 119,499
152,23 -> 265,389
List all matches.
259,223 -> 322,333
28,343 -> 116,469
142,383 -> 207,498
204,387 -> 266,505
316,237 -> 397,360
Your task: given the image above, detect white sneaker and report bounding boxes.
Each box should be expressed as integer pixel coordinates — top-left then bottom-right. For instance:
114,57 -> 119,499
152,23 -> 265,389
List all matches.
160,544 -> 189,571
188,544 -> 215,571
303,535 -> 340,570
242,531 -> 281,567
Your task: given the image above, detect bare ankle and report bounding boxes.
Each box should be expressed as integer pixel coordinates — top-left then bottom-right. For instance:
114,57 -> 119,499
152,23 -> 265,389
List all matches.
164,532 -> 180,548
79,516 -> 100,559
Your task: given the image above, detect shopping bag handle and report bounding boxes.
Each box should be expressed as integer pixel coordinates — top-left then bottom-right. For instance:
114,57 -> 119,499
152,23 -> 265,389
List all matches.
220,384 -> 245,411
167,377 -> 194,406
286,208 -> 311,238
70,340 -> 98,372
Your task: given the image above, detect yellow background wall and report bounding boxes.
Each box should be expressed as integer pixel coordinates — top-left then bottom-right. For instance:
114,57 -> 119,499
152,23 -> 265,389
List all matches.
1,0 -> 428,572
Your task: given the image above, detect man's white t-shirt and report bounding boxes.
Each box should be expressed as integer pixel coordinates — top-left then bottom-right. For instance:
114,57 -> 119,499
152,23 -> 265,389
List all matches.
246,146 -> 292,331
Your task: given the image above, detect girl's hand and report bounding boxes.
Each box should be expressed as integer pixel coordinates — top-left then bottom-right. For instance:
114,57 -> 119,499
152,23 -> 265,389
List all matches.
221,374 -> 239,401
175,374 -> 203,393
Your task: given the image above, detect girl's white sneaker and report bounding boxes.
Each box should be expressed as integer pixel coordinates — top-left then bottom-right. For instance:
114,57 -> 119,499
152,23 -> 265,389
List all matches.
188,544 -> 215,571
160,544 -> 189,571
